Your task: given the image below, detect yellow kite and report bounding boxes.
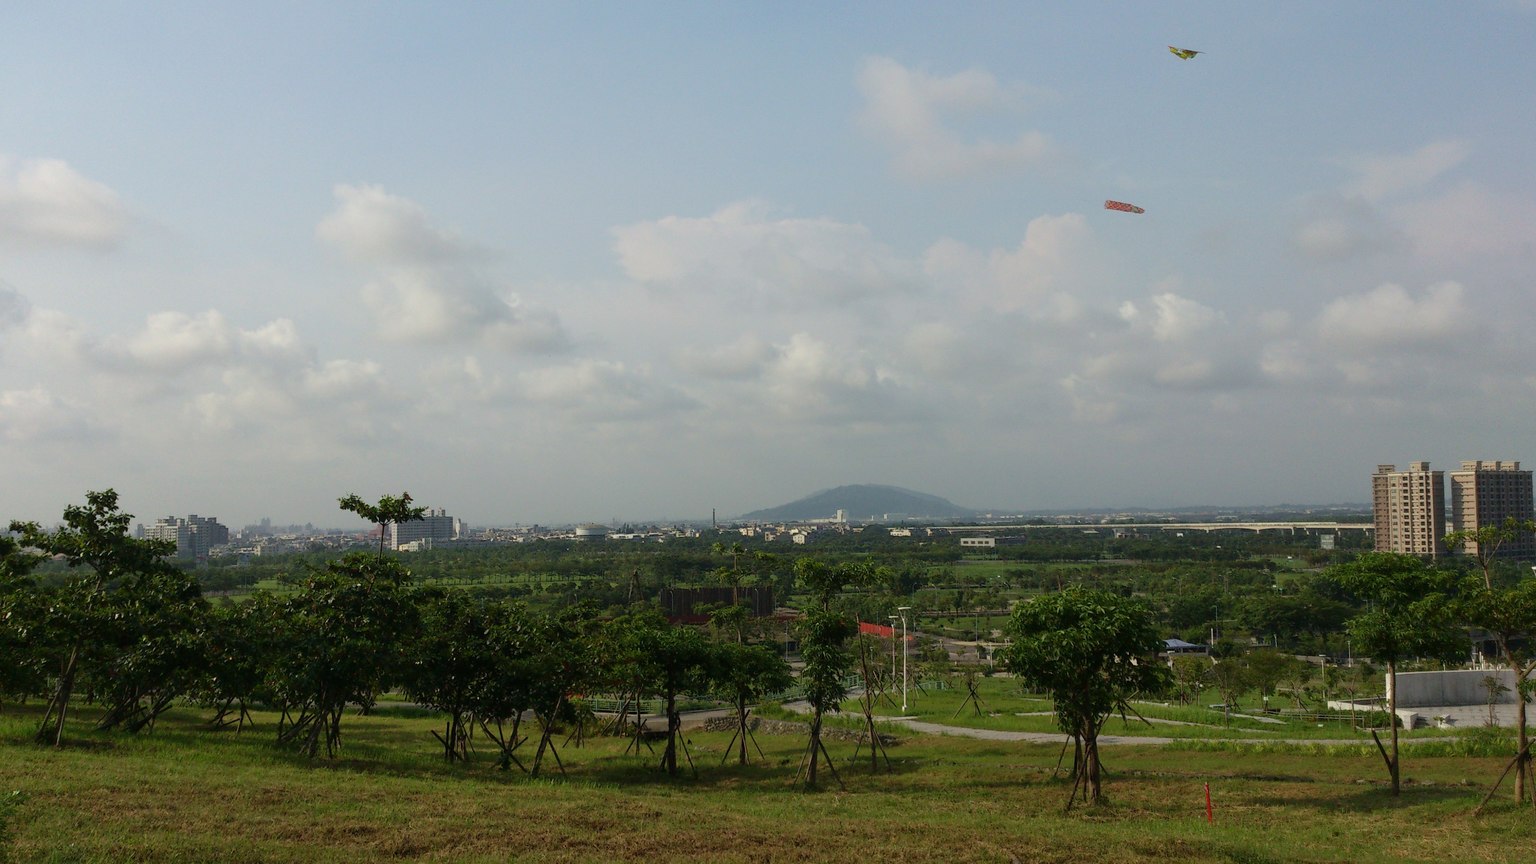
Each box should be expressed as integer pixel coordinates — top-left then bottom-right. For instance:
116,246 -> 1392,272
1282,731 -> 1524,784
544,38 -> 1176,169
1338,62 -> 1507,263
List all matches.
1168,46 -> 1202,60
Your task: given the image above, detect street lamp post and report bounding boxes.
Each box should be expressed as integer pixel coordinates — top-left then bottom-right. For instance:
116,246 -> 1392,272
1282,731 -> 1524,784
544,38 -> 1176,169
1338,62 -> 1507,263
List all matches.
897,606 -> 912,713
888,614 -> 899,691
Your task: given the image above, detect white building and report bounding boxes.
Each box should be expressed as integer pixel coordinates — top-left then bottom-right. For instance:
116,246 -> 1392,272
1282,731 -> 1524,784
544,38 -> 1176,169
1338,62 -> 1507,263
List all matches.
144,514 -> 230,560
387,508 -> 460,550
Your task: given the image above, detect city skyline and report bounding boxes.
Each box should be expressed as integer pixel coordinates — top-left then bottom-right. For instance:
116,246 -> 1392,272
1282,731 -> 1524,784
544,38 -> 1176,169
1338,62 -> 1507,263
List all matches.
3,5 -> 1535,527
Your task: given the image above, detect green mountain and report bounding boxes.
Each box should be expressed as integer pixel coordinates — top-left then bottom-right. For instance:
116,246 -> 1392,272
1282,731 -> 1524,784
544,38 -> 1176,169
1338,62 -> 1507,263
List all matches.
738,484 -> 979,522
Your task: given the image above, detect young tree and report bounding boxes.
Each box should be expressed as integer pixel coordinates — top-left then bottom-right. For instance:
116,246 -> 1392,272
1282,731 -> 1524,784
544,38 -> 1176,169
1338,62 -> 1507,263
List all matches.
91,564 -> 208,733
270,553 -> 420,758
792,558 -> 860,789
1169,655 -> 1208,706
603,611 -> 714,776
1244,649 -> 1305,711
402,590 -> 495,762
475,601 -> 539,772
1330,552 -> 1465,796
523,604 -> 599,778
339,492 -> 427,557
8,490 -> 187,746
1446,517 -> 1536,804
192,597 -> 283,733
709,641 -> 792,766
1446,518 -> 1536,590
647,620 -> 713,777
1000,587 -> 1167,807
0,536 -> 45,709
1461,579 -> 1536,804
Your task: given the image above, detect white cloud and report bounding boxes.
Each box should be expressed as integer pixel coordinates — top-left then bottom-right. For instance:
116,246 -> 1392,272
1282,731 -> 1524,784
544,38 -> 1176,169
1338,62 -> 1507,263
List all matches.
316,184 -> 470,265
1316,281 -> 1472,351
302,359 -> 385,401
0,387 -> 104,443
238,318 -> 312,367
0,156 -> 128,250
856,56 -> 1054,180
612,200 -> 918,305
924,213 -> 1091,317
1391,181 -> 1536,261
320,184 -> 569,352
760,333 -> 914,424
122,310 -> 236,369
519,359 -> 698,422
1119,293 -> 1222,343
1343,140 -> 1470,202
673,333 -> 776,380
1291,194 -> 1404,260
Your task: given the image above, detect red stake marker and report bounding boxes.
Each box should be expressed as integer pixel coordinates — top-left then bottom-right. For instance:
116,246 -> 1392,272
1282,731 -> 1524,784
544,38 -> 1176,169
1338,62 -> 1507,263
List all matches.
1204,782 -> 1213,824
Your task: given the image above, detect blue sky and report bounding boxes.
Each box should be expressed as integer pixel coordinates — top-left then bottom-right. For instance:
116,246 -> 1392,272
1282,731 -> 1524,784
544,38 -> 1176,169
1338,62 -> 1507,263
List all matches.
3,2 -> 1534,527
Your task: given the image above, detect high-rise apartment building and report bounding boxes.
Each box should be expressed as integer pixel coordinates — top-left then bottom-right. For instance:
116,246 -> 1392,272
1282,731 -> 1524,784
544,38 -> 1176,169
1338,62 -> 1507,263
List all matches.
144,514 -> 230,560
387,508 -> 460,550
1372,462 -> 1447,558
1449,460 -> 1535,560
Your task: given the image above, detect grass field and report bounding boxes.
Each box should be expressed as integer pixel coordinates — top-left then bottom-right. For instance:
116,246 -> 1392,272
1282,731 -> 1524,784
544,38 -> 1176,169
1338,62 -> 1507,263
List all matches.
2,698 -> 1533,863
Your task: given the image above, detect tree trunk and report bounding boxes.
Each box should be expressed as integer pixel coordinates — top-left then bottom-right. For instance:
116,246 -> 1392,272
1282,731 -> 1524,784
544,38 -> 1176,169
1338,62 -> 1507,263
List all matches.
662,691 -> 679,776
807,712 -> 822,787
1517,670 -> 1529,804
737,697 -> 749,766
38,646 -> 81,747
1388,659 -> 1401,796
1086,734 -> 1103,805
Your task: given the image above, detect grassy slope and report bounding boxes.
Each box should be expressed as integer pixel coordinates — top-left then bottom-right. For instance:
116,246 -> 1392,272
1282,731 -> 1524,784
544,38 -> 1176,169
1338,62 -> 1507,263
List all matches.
0,702 -> 1531,864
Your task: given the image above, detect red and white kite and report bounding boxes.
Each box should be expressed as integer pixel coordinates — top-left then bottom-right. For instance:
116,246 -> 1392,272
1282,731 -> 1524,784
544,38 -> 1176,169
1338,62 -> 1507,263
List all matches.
1104,200 -> 1145,214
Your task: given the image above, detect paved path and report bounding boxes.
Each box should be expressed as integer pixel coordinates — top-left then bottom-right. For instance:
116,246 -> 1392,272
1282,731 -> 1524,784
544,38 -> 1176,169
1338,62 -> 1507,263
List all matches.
892,718 -> 1178,746
878,716 -> 1444,747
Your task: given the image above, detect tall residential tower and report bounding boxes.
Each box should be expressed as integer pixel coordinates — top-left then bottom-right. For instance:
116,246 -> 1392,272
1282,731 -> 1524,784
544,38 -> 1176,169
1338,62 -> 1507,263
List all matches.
1449,460 -> 1535,560
1372,462 -> 1447,559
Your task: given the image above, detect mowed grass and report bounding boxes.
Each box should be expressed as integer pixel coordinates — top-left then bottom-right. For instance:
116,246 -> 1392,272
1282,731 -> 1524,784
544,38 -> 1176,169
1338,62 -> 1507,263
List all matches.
0,701 -> 1532,864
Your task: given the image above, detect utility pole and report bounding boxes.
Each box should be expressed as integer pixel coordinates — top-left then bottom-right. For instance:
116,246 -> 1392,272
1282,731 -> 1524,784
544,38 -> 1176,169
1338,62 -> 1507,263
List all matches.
898,606 -> 912,713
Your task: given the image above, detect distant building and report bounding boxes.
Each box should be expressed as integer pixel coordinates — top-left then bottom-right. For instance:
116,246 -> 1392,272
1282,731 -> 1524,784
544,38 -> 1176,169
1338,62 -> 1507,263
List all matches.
144,514 -> 230,560
660,586 -> 775,623
573,523 -> 608,542
1449,460 -> 1535,560
387,508 -> 460,550
1372,462 -> 1447,559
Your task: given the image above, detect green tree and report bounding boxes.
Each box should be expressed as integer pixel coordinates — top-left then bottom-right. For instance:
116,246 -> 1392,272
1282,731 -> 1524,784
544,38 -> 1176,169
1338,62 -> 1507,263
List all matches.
474,600 -> 539,772
91,562 -> 208,733
192,597 -> 283,732
1330,552 -> 1465,796
1000,587 -> 1168,807
1244,649 -> 1306,710
8,490 -> 186,746
1446,518 -> 1536,590
709,641 -> 792,766
1461,579 -> 1536,804
270,553 -> 420,758
1446,517 -> 1536,804
0,536 -> 45,708
402,591 -> 495,762
339,491 -> 427,557
523,604 -> 599,778
793,558 -> 860,789
1169,655 -> 1208,706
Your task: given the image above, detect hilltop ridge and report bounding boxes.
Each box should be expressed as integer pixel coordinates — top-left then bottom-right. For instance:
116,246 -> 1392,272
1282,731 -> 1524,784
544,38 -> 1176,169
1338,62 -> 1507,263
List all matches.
737,484 -> 979,522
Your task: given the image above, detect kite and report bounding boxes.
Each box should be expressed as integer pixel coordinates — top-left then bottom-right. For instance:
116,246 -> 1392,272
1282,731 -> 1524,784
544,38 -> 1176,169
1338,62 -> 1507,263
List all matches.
1104,200 -> 1145,214
1168,46 -> 1202,60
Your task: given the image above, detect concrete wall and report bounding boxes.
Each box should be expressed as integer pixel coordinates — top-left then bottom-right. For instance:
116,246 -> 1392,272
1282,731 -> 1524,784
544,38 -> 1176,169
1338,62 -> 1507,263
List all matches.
1390,669 -> 1518,708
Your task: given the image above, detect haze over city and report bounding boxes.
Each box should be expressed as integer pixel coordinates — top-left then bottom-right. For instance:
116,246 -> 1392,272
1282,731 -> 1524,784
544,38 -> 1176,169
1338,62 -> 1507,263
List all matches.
2,4 -> 1533,528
